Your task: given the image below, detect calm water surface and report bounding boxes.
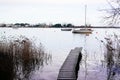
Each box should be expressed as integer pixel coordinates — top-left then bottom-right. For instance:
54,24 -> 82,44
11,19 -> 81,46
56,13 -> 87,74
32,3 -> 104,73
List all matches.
0,28 -> 120,80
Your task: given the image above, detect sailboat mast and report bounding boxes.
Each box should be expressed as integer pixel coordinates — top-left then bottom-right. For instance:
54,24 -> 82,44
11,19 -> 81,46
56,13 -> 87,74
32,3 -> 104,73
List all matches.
85,5 -> 87,28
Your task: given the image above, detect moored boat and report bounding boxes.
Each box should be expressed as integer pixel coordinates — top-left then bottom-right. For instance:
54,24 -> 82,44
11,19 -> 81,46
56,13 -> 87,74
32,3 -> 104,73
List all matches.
72,28 -> 92,34
72,5 -> 93,34
61,28 -> 72,31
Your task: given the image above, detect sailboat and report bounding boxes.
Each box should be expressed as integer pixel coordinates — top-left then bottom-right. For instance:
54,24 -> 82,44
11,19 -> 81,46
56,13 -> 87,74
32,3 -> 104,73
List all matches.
72,5 -> 93,34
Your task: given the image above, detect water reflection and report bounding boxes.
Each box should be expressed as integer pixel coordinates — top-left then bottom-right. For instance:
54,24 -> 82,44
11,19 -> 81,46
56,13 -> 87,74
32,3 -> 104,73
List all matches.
78,31 -> 120,80
0,36 -> 52,80
1,28 -> 120,80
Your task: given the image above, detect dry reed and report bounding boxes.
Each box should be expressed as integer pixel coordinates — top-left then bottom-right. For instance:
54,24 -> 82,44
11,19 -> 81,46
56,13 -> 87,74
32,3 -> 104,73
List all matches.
0,36 -> 52,80
102,33 -> 120,80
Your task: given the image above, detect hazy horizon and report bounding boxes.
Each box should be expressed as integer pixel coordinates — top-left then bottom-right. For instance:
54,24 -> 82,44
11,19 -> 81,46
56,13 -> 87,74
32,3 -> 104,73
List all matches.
0,0 -> 110,26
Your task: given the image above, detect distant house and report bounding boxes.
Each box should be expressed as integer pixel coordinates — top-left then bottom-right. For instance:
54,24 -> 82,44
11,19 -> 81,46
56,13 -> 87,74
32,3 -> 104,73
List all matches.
6,24 -> 14,27
14,23 -> 30,27
0,24 -> 6,27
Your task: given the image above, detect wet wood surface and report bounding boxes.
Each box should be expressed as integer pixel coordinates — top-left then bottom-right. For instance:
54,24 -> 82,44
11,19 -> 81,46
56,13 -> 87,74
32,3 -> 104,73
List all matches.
57,47 -> 82,80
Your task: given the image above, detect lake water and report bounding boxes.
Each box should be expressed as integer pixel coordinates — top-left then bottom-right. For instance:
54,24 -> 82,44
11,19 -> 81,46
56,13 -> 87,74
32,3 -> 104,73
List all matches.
0,28 -> 120,80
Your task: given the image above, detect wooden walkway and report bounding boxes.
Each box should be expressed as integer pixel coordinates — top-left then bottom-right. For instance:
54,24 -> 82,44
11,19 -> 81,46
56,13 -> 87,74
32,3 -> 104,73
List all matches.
57,47 -> 82,80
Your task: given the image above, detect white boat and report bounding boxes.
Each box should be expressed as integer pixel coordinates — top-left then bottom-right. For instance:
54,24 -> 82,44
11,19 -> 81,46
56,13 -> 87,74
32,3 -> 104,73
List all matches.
61,28 -> 72,31
72,5 -> 93,34
72,28 -> 92,33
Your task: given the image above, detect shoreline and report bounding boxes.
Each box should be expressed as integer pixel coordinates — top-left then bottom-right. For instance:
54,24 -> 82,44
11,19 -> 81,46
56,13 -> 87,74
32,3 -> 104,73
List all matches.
0,26 -> 120,28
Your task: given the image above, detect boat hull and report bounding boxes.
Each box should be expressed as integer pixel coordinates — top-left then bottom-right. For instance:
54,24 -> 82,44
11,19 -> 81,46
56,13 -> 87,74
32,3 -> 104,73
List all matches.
72,29 -> 93,34
61,29 -> 72,31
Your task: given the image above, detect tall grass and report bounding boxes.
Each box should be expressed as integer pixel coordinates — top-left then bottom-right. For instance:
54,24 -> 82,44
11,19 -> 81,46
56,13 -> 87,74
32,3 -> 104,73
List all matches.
0,36 -> 52,80
102,33 -> 120,80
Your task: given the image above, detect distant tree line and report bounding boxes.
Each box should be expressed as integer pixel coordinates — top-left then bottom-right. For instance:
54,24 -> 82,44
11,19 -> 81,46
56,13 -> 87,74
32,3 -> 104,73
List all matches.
51,23 -> 74,28
14,23 -> 30,27
0,23 -> 75,28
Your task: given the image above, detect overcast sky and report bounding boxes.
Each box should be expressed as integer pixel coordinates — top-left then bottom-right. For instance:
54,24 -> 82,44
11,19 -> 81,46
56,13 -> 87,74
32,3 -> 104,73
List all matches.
0,0 -> 109,26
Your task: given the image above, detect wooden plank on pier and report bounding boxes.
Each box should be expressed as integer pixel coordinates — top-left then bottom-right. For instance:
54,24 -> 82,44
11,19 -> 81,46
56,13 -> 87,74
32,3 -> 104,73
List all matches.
57,47 -> 82,80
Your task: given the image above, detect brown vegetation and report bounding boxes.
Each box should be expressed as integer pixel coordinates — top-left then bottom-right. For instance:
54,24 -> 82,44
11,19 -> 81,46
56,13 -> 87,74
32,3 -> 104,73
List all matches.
0,36 -> 52,80
103,33 -> 120,80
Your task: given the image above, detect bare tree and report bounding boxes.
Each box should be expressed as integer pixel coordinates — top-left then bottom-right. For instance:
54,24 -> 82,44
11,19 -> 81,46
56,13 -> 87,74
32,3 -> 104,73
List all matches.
104,0 -> 120,25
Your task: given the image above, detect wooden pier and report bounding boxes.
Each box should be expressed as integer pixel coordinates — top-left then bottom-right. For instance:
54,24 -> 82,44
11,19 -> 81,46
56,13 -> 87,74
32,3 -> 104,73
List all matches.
57,47 -> 82,80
